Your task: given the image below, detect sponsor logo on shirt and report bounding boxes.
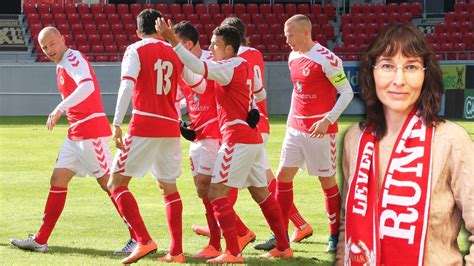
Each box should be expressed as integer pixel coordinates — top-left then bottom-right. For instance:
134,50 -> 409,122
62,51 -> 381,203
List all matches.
189,105 -> 210,112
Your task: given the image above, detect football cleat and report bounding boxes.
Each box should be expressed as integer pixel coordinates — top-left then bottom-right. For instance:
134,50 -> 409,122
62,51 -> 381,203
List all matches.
114,239 -> 137,255
206,251 -> 244,264
259,247 -> 294,259
191,224 -> 211,238
238,229 -> 256,252
192,245 -> 222,259
10,235 -> 48,253
253,234 -> 276,251
158,253 -> 186,263
326,234 -> 339,253
121,240 -> 157,264
290,224 -> 313,243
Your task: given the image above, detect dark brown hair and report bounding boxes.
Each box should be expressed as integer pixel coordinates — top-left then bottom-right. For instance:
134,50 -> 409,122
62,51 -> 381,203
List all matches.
358,23 -> 444,139
220,17 -> 248,46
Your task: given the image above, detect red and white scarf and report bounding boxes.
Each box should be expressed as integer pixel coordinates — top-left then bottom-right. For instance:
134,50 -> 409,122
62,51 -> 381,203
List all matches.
345,110 -> 434,266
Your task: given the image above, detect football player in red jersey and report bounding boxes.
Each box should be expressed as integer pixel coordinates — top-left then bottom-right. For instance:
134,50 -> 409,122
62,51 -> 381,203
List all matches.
276,15 -> 354,253
10,27 -> 126,253
157,20 -> 293,263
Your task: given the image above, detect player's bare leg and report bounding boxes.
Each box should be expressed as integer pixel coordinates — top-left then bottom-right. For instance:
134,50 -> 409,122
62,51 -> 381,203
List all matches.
192,174 -> 223,259
247,186 -> 292,259
206,183 -> 244,264
318,174 -> 340,253
10,168 -> 75,252
156,180 -> 185,263
108,173 -> 157,264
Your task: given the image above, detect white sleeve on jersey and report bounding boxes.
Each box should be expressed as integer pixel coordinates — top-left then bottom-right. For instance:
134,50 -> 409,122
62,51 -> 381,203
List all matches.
121,47 -> 141,80
181,66 -> 206,93
174,43 -> 236,86
112,79 -> 134,126
322,55 -> 354,124
252,67 -> 266,103
56,51 -> 95,112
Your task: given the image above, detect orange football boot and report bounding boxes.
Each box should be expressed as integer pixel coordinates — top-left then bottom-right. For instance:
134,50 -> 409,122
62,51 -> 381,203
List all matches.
260,247 -> 294,259
206,251 -> 244,264
238,229 -> 256,251
290,224 -> 313,243
158,253 -> 186,263
121,240 -> 157,264
192,245 -> 222,259
191,224 -> 211,238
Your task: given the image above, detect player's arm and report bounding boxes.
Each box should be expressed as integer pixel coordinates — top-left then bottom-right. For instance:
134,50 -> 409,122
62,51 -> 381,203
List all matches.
181,66 -> 207,93
47,55 -> 95,131
252,65 -> 266,103
112,47 -> 140,149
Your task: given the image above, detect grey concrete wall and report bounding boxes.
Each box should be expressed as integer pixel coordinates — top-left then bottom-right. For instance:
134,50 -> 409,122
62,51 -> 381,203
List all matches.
0,61 -> 366,116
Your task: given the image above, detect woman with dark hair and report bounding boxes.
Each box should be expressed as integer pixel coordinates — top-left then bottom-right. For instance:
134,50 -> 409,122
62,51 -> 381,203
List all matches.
336,23 -> 473,265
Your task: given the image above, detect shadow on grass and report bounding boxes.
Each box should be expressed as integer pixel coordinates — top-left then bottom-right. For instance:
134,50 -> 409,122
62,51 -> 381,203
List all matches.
2,242 -> 333,265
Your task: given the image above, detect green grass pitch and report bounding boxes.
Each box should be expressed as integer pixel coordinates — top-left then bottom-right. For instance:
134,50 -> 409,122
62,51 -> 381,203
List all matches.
1,115 -> 472,265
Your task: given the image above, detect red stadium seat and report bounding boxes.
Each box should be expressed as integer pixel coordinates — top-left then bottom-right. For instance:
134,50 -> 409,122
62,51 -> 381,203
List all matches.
209,3 -> 219,15
37,3 -> 50,14
51,3 -> 63,14
40,13 -> 53,26
273,55 -> 284,61
275,33 -> 285,46
90,4 -> 103,15
204,24 -> 216,37
71,24 -> 84,35
399,12 -> 412,23
279,13 -> 290,24
64,34 -> 73,46
124,24 -> 136,37
362,3 -> 374,16
454,2 -> 465,13
169,3 -> 181,14
64,3 -> 76,15
460,22 -> 472,35
105,44 -> 118,53
199,34 -> 209,45
386,3 -> 398,14
374,3 -> 385,14
257,24 -> 269,35
249,34 -> 261,46
130,3 -> 141,16
285,4 -> 297,17
108,55 -> 119,62
351,3 -> 363,14
259,4 -> 271,15
367,23 -> 378,36
220,3 -> 231,15
450,32 -> 462,45
195,4 -> 207,15
23,3 -> 36,15
262,34 -> 273,45
84,24 -> 96,35
312,24 -> 322,36
239,14 -> 251,25
94,13 -> 106,25
117,4 -> 129,15
399,2 -> 410,13
246,24 -> 256,35
317,14 -> 329,25
199,14 -> 212,25
173,13 -> 185,23
57,24 -> 70,35
265,14 -> 277,25
153,3 -> 166,14
387,12 -> 399,23
88,34 -> 101,46
363,13 -> 376,24
270,24 -> 282,35
263,55 -> 272,61
186,14 -> 199,25
341,14 -> 351,25
81,13 -> 94,25
77,4 -> 90,15
27,13 -> 40,25
68,13 -> 80,25
457,11 -> 469,23
311,4 -> 322,15
92,44 -> 105,53
255,44 -> 266,53
181,4 -> 193,15
122,14 -> 133,25
410,2 -> 422,17
323,24 -> 335,40
252,14 -> 264,25
375,13 -> 387,24
95,55 -> 108,62
273,4 -> 284,15
115,34 -> 128,46
119,44 -> 128,53
75,34 -> 88,46
107,14 -> 120,25
341,24 -> 351,36
445,12 -> 455,23
234,4 -> 246,14
111,24 -> 124,36
298,4 -> 310,15
78,44 -> 90,53
355,34 -> 367,46
213,14 -> 225,25
247,4 -> 258,15
446,22 -> 458,34
323,3 -> 336,19
434,22 -> 446,34
104,4 -> 116,15
351,13 -> 363,24
98,24 -> 111,35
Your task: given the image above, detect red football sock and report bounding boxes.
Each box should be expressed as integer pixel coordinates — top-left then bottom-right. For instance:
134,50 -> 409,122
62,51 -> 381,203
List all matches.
259,194 -> 290,251
203,197 -> 221,250
268,178 -> 276,194
164,192 -> 183,256
112,186 -> 151,244
323,185 -> 341,235
35,186 -> 68,245
108,192 -> 136,240
228,187 -> 248,237
276,181 -> 293,232
269,179 -> 307,230
211,197 -> 240,256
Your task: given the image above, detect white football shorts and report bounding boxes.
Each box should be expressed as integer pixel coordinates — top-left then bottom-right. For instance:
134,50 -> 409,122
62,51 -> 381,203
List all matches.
189,138 -> 220,176
261,133 -> 271,171
111,135 -> 181,183
55,136 -> 112,178
279,127 -> 337,177
212,143 -> 267,189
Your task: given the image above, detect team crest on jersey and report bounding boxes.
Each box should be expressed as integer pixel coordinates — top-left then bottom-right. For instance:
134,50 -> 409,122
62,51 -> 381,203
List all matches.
296,81 -> 303,92
193,93 -> 200,103
302,67 -> 310,76
59,76 -> 65,85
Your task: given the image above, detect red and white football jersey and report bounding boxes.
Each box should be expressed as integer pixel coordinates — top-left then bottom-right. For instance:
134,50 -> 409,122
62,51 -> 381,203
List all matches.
179,50 -> 220,140
56,49 -> 111,140
202,57 -> 262,144
238,46 -> 270,134
288,43 -> 346,134
121,38 -> 184,137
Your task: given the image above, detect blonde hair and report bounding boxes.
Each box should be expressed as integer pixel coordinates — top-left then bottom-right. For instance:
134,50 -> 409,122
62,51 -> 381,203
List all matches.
285,14 -> 312,31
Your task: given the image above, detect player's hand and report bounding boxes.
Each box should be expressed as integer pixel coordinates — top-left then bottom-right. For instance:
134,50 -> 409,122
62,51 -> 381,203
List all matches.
46,108 -> 63,131
309,118 -> 331,138
246,108 -> 260,128
155,18 -> 179,46
113,125 -> 124,150
179,120 -> 196,141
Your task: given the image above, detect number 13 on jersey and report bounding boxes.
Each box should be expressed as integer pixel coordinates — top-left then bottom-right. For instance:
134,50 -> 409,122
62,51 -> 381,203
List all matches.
154,59 -> 173,95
